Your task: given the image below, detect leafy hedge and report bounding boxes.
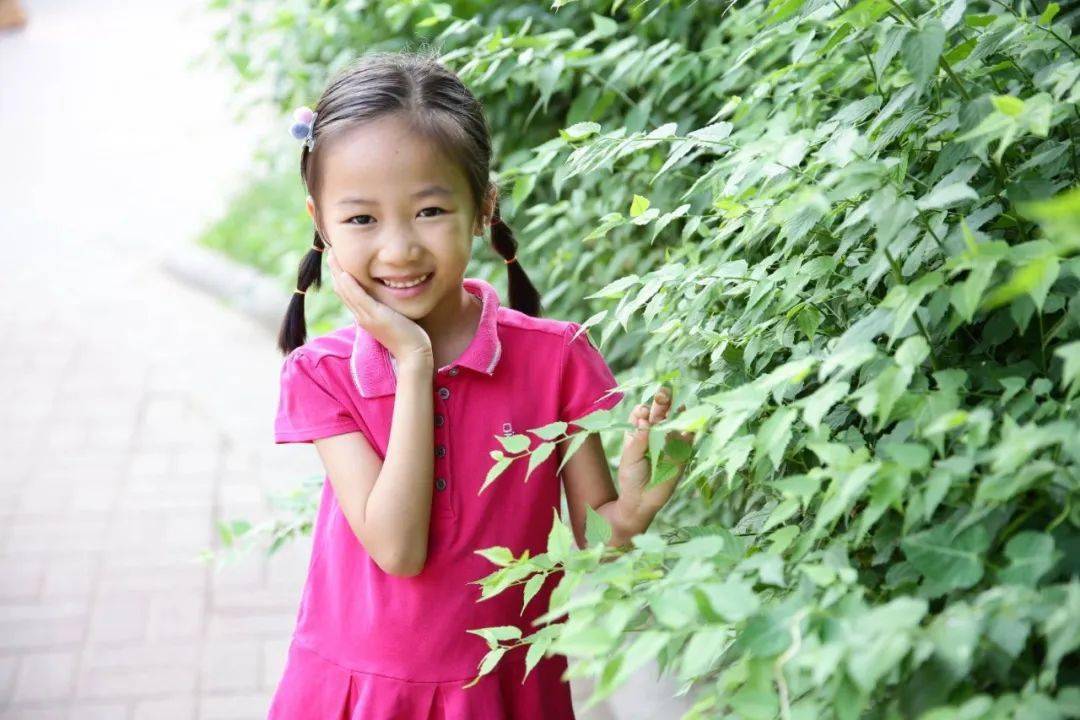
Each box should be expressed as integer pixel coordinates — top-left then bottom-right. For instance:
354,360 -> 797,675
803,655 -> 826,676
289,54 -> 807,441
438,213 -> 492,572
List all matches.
207,0 -> 1080,717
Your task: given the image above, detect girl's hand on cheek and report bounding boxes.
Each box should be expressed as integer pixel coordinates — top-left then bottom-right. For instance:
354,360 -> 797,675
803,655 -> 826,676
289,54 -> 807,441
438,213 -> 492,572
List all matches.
326,249 -> 433,364
615,387 -> 695,519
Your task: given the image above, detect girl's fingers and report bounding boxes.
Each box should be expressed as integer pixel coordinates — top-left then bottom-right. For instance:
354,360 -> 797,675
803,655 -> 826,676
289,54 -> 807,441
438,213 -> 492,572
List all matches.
649,388 -> 671,424
628,403 -> 649,431
327,251 -> 369,315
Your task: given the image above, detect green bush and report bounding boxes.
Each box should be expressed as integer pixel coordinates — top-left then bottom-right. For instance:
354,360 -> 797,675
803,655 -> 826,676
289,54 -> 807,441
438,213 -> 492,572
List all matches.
205,0 -> 1080,716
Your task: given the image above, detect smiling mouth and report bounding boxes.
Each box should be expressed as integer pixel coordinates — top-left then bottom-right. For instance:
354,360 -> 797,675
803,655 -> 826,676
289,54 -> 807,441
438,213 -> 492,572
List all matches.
377,271 -> 434,289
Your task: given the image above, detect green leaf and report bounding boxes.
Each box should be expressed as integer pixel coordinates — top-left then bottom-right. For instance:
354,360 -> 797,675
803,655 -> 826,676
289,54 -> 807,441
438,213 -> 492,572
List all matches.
586,274 -> 640,300
688,122 -> 733,145
629,194 -> 650,217
651,587 -> 699,629
522,573 -> 547,612
999,531 -> 1060,586
523,632 -> 552,680
1039,2 -> 1060,24
980,253 -> 1060,313
584,504 -> 612,546
950,254 -> 999,323
525,441 -> 555,482
698,578 -> 760,622
546,508 -> 575,563
1018,185 -> 1080,247
475,546 -> 515,567
591,12 -> 618,37
814,461 -> 879,532
928,602 -> 983,678
902,20 -> 946,90
511,174 -> 536,208
463,646 -> 507,688
991,95 -> 1025,118
834,0 -> 891,29
1041,581 -> 1080,686
479,456 -> 513,494
916,182 -> 978,211
901,523 -> 990,594
800,379 -> 849,430
467,625 -> 523,648
1054,340 -> 1080,396
561,121 -> 601,142
496,434 -> 531,454
754,406 -> 797,470
845,598 -> 928,692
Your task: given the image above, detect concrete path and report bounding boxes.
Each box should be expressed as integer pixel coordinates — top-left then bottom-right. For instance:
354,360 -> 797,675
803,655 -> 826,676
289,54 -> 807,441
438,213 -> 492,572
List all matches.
0,2 -> 692,718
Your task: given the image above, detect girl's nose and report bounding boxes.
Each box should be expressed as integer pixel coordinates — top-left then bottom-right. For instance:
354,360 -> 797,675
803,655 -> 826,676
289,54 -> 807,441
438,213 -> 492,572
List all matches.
379,230 -> 424,263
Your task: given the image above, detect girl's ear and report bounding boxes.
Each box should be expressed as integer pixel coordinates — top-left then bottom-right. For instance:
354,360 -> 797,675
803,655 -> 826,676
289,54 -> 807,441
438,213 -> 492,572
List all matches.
305,195 -> 316,219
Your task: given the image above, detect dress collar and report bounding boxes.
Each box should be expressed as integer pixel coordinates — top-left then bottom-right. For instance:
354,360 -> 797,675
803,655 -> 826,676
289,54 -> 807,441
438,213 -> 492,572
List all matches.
349,277 -> 503,398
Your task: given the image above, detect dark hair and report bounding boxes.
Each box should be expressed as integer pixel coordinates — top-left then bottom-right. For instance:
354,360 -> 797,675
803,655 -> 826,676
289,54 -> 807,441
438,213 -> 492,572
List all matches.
276,49 -> 543,356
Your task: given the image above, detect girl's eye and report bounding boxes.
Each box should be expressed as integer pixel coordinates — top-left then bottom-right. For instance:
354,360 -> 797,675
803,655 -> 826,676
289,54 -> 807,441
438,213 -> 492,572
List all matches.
346,208 -> 446,225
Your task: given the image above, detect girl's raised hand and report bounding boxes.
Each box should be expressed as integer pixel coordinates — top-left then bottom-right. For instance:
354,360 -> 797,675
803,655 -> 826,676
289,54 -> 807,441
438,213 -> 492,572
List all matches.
326,248 -> 433,364
615,386 -> 695,519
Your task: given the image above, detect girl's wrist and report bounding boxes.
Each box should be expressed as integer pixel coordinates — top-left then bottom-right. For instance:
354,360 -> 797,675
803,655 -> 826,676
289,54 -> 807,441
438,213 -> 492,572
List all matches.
396,351 -> 434,372
610,496 -> 657,539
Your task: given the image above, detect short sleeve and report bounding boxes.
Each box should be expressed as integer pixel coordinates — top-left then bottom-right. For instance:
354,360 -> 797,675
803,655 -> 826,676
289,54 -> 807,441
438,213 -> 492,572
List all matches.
274,349 -> 362,444
558,321 -> 624,427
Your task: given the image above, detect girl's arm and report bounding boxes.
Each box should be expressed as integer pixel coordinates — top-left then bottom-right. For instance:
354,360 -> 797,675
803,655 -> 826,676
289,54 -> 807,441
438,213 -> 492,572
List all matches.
561,388 -> 692,551
313,354 -> 435,577
561,432 -> 644,551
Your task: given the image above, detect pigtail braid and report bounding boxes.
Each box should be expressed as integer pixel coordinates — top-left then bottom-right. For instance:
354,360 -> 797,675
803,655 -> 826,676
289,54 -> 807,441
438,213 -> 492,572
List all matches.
276,230 -> 328,356
489,195 -> 543,318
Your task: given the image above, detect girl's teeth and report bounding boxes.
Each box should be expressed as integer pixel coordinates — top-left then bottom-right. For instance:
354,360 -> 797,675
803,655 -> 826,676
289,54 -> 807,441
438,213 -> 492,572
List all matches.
382,273 -> 430,288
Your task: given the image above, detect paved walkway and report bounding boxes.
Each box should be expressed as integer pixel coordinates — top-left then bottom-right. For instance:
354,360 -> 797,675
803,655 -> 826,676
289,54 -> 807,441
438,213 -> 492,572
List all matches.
0,2 -> 691,718
0,1 -> 322,717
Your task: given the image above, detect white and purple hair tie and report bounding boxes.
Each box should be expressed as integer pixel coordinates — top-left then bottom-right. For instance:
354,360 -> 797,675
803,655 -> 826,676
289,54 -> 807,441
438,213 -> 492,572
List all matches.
289,106 -> 317,150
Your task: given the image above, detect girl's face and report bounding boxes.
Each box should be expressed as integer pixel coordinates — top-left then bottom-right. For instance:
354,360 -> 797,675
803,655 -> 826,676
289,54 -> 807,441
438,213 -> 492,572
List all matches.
306,113 -> 490,323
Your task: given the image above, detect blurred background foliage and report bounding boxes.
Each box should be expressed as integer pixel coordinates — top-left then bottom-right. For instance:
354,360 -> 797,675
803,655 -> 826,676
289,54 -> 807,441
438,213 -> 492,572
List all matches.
202,0 -> 1080,717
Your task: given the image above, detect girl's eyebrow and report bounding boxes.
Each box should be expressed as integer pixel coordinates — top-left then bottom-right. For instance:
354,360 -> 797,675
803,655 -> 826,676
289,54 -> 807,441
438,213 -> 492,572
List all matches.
336,185 -> 452,206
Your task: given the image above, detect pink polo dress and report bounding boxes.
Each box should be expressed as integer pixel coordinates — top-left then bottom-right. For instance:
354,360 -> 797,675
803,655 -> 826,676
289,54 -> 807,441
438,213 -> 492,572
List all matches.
268,276 -> 624,719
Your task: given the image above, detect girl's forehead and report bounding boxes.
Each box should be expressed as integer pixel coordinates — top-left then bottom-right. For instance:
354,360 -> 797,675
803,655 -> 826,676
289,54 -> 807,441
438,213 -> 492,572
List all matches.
320,118 -> 468,201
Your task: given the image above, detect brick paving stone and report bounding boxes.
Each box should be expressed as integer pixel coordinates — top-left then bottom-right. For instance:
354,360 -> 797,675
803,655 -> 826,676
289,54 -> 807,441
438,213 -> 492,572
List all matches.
259,639 -> 290,691
146,593 -> 205,642
67,702 -> 133,720
198,692 -> 270,720
2,706 -> 68,720
76,664 -> 198,701
0,560 -> 45,602
40,560 -> 97,602
0,654 -> 18,705
86,595 -> 150,645
132,696 -> 194,720
200,642 -> 260,693
11,652 -> 77,703
0,601 -> 89,626
82,643 -> 200,672
0,618 -> 85,652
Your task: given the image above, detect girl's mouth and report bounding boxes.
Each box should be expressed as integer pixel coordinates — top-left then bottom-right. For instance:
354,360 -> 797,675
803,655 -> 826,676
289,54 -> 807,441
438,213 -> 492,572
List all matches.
377,271 -> 434,298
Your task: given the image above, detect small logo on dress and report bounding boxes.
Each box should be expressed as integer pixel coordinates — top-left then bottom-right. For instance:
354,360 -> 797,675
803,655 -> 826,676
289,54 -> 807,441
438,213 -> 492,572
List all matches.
502,422 -> 514,436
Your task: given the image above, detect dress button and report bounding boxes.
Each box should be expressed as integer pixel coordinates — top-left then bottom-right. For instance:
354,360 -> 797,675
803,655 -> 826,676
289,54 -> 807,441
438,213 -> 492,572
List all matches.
438,387 -> 450,400
435,477 -> 447,491
434,414 -> 444,427
435,445 -> 447,458
448,367 -> 459,376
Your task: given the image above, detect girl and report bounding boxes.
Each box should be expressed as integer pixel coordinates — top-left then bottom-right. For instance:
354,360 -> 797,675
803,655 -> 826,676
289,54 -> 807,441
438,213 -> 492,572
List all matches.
269,50 -> 694,719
